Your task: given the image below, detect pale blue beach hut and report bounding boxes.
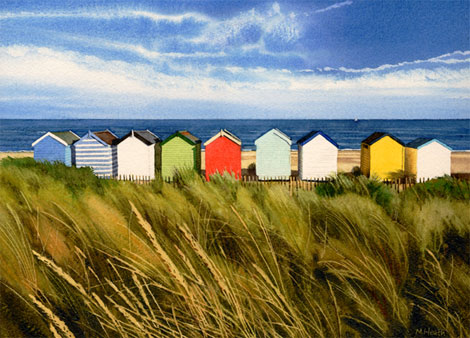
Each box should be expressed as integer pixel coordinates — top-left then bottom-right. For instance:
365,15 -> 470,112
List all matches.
255,128 -> 292,180
32,131 -> 80,166
74,130 -> 118,176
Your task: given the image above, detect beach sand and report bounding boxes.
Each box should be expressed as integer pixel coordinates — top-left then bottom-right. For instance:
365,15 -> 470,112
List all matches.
2,150 -> 469,174
0,152 -> 34,161
451,151 -> 470,174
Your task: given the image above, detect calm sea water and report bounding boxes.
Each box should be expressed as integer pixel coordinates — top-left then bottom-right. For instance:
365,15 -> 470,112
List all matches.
0,119 -> 469,151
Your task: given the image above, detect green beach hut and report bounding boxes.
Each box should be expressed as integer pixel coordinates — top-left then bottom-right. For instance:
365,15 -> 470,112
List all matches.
255,128 -> 292,180
161,130 -> 201,180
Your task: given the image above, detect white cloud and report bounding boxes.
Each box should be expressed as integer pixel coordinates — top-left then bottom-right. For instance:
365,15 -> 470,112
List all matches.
0,9 -> 211,24
58,33 -> 227,59
314,1 -> 353,14
190,3 -> 301,50
308,51 -> 470,73
0,46 -> 152,95
0,6 -> 302,56
0,45 -> 468,112
0,95 -> 52,102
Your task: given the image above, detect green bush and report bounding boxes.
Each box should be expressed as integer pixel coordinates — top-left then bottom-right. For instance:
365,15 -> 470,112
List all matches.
405,176 -> 470,201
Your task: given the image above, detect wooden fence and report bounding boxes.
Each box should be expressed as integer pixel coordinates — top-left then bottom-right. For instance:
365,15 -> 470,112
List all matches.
241,176 -> 423,193
100,174 -> 154,185
102,174 -> 440,192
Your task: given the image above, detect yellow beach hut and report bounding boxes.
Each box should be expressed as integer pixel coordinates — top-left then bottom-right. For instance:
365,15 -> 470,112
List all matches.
360,132 -> 405,179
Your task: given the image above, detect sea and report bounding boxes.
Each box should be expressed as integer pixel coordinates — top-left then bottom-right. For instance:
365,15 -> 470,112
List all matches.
0,119 -> 469,151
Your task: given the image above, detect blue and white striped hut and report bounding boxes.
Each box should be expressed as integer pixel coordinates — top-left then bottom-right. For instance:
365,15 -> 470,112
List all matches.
32,131 -> 80,166
74,130 -> 118,177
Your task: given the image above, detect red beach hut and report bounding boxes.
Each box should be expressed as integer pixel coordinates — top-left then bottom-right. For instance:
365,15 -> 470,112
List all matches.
204,129 -> 242,180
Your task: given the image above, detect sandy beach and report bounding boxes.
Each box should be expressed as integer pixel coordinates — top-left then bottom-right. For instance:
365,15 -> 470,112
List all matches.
0,151 -> 34,161
2,150 -> 469,174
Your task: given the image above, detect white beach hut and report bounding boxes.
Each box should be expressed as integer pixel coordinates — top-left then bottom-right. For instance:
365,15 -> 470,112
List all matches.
116,130 -> 161,179
405,138 -> 452,180
297,131 -> 339,180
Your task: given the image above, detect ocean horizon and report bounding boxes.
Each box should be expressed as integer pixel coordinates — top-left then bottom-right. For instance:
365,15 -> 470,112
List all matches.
1,119 -> 469,151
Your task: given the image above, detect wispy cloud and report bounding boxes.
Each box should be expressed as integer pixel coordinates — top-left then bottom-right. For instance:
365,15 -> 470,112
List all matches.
188,3 -> 302,53
0,95 -> 52,102
58,33 -> 227,60
312,51 -> 470,73
314,1 -> 353,14
0,4 -> 304,58
0,9 -> 212,24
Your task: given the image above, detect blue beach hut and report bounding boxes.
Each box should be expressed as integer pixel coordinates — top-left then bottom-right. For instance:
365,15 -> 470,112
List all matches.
32,131 -> 80,166
74,130 -> 118,177
255,128 -> 292,180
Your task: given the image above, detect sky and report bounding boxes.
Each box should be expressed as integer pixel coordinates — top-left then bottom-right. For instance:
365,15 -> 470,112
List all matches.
0,0 -> 469,119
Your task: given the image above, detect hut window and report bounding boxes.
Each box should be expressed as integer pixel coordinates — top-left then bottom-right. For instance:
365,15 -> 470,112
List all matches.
363,144 -> 369,149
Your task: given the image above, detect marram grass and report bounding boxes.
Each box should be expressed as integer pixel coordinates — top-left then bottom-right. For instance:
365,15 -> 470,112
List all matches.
0,158 -> 469,337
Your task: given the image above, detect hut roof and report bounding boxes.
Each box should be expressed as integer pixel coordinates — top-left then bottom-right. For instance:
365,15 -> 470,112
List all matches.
161,130 -> 201,146
204,129 -> 242,146
297,130 -> 338,148
255,128 -> 292,145
179,130 -> 201,144
116,130 -> 161,146
406,138 -> 452,150
361,132 -> 404,146
94,130 -> 118,145
32,130 -> 80,147
52,131 -> 80,145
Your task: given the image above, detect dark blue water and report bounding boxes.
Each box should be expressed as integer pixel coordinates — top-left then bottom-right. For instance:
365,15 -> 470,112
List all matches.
0,119 -> 469,151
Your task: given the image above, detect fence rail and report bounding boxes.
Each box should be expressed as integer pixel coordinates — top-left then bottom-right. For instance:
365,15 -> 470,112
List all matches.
98,174 -> 445,192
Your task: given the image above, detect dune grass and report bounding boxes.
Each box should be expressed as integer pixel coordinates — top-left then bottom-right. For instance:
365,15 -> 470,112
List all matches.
0,158 -> 469,337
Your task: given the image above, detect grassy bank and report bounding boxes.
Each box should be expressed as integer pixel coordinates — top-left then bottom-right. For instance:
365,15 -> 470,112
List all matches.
0,158 -> 469,337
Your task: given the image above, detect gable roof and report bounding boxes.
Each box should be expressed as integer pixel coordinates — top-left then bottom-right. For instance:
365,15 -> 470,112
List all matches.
32,130 -> 80,147
179,130 -> 201,144
297,130 -> 339,148
255,128 -> 292,146
406,138 -> 452,150
161,130 -> 201,146
204,129 -> 242,147
75,130 -> 118,147
116,130 -> 161,146
361,132 -> 404,146
94,130 -> 118,145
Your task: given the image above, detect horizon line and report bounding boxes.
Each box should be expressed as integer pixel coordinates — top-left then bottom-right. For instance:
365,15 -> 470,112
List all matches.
1,118 -> 469,121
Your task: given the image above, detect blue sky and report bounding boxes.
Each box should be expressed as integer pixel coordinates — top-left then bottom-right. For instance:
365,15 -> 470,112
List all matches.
0,0 -> 468,119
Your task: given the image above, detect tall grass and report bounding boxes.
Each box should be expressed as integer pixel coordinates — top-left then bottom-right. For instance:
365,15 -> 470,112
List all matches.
0,158 -> 469,337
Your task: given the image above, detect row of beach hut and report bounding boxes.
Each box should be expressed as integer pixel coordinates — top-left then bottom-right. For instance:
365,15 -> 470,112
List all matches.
32,129 -> 452,181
